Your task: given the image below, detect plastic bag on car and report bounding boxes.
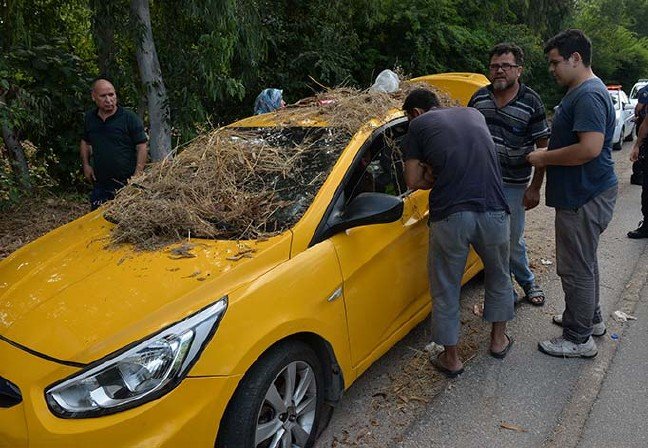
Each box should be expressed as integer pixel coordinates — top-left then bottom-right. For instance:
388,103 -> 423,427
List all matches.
370,69 -> 400,93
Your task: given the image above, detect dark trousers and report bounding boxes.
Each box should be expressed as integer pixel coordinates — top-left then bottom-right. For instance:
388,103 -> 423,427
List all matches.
90,185 -> 116,210
643,160 -> 648,222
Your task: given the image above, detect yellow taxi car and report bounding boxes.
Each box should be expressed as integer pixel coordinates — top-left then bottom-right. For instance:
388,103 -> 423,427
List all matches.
0,73 -> 487,448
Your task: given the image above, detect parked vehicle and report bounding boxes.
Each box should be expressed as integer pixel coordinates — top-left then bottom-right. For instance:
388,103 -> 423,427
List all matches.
0,74 -> 487,448
607,85 -> 635,150
629,79 -> 648,109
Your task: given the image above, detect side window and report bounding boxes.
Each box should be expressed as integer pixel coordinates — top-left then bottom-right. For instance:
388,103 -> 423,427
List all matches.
343,120 -> 409,204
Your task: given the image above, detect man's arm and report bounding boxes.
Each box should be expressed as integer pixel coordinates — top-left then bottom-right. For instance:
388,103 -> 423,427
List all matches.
80,139 -> 95,182
524,137 -> 548,210
630,117 -> 648,162
134,142 -> 148,176
404,159 -> 434,191
526,131 -> 604,169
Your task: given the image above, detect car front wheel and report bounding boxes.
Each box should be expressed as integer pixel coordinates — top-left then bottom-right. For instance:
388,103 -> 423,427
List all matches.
217,341 -> 324,448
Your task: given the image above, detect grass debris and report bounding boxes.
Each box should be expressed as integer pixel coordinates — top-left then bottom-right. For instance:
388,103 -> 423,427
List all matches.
105,82 -> 456,250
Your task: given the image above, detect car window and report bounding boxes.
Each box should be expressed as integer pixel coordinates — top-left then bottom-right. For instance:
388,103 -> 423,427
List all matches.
343,119 -> 409,204
229,126 -> 347,227
630,84 -> 647,99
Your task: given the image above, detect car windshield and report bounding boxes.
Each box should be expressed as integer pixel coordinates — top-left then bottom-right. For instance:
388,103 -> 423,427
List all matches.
104,125 -> 349,246
229,126 -> 347,229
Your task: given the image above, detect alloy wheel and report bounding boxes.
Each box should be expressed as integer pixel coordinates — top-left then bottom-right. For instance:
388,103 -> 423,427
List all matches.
254,360 -> 318,448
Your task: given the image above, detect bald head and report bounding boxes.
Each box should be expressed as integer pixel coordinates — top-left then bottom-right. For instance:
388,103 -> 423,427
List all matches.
91,79 -> 117,117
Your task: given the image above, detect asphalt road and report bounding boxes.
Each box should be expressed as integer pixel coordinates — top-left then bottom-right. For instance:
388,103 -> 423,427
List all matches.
316,140 -> 648,447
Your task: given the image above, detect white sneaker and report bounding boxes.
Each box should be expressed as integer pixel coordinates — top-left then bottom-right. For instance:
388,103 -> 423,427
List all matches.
551,314 -> 606,337
538,336 -> 598,358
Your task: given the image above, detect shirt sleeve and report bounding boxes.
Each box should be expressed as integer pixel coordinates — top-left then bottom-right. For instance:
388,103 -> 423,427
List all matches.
403,121 -> 423,161
128,112 -> 148,144
572,91 -> 609,134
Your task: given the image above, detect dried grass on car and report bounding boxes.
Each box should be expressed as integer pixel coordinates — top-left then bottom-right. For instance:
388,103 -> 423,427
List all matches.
105,82 -> 456,250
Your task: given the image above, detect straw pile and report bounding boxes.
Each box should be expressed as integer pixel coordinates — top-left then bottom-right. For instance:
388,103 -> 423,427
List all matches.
105,81 -> 456,250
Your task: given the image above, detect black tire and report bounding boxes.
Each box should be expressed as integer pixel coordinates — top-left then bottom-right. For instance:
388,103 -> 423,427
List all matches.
625,128 -> 634,142
217,341 -> 325,448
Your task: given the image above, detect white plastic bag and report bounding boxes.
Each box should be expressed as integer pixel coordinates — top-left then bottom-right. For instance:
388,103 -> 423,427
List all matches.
370,69 -> 400,93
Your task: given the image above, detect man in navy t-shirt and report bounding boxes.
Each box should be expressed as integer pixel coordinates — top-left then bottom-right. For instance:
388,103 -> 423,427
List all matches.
527,29 -> 617,358
403,88 -> 514,378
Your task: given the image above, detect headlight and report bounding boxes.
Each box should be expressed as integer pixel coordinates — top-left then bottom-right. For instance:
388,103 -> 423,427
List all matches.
45,297 -> 228,418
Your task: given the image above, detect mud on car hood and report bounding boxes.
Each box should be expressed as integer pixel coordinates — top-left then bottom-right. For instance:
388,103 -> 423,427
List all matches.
0,211 -> 291,364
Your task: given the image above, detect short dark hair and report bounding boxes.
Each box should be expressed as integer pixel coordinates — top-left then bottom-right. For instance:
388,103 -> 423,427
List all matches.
544,29 -> 592,66
403,88 -> 440,113
489,43 -> 524,66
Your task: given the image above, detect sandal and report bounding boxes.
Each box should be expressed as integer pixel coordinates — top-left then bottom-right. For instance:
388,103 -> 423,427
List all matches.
524,285 -> 545,307
430,351 -> 464,378
490,334 -> 514,359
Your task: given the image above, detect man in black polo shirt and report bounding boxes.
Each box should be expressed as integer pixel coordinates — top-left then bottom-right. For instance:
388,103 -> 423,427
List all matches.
468,43 -> 550,306
80,78 -> 148,210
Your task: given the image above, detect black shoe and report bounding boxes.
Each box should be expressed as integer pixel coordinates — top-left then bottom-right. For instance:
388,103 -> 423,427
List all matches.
628,221 -> 648,239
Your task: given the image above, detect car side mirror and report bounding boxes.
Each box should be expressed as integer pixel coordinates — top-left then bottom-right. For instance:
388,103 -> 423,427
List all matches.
323,192 -> 404,239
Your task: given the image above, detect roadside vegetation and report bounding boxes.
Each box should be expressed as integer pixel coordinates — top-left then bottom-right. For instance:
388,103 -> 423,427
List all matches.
1,0 -> 648,254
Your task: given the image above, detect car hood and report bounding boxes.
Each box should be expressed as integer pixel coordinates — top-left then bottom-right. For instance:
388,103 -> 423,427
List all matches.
0,211 -> 291,364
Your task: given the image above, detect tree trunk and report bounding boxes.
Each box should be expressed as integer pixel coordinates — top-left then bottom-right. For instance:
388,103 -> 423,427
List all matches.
1,122 -> 31,191
130,0 -> 172,161
90,0 -> 118,76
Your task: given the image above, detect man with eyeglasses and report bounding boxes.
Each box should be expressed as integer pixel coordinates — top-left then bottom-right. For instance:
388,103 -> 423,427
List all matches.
527,29 -> 617,358
402,88 -> 514,378
468,43 -> 550,308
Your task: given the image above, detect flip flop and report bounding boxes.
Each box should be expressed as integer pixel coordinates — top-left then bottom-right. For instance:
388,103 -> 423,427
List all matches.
490,334 -> 514,359
430,351 -> 464,378
524,286 -> 545,307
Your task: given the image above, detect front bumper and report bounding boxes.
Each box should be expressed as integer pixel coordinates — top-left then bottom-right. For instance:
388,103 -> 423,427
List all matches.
0,339 -> 241,448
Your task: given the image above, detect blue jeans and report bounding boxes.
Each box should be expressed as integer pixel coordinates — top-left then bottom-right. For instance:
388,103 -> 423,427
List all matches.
428,210 -> 514,346
503,184 -> 535,293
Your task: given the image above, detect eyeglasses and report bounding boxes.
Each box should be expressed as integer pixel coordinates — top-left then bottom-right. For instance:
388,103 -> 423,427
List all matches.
488,63 -> 520,72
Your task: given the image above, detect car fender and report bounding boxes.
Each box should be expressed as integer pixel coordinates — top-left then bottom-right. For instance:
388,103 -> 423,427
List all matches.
189,238 -> 353,385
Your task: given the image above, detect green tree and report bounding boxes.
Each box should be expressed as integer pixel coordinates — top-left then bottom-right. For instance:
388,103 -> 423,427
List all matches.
0,0 -> 93,194
574,0 -> 648,87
